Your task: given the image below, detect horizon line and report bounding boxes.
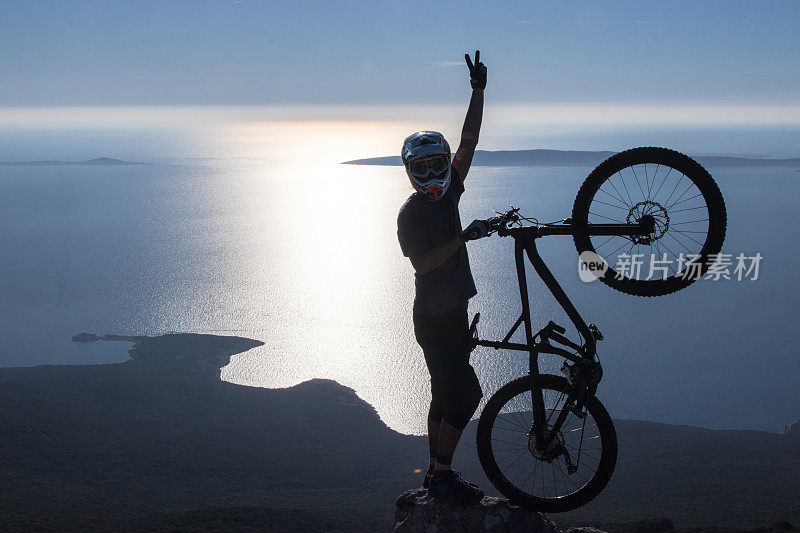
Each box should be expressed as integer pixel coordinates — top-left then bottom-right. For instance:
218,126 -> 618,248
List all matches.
1,103 -> 800,128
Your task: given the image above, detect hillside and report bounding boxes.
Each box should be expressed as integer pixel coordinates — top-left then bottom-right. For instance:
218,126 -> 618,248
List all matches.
0,334 -> 797,530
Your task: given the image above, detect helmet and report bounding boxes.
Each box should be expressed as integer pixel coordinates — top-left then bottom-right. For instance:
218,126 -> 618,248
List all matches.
401,131 -> 451,201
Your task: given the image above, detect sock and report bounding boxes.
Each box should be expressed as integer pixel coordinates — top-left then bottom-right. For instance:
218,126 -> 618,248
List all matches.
433,454 -> 452,480
427,448 -> 437,475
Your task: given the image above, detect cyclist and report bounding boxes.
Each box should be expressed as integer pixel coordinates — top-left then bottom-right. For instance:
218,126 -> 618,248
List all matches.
396,50 -> 489,505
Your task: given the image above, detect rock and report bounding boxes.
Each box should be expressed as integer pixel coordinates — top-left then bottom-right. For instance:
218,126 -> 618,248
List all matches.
566,528 -> 608,533
602,518 -> 673,533
784,421 -> 800,437
71,333 -> 100,342
393,487 -> 560,533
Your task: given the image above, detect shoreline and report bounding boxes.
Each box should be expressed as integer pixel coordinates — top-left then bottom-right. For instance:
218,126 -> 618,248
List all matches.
69,332 -> 796,437
0,332 -> 795,528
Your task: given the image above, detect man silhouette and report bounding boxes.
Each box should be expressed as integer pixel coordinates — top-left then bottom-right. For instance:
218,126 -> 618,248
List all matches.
396,50 -> 488,505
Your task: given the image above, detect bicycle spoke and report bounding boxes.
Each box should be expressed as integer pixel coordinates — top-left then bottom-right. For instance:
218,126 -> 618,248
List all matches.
495,446 -> 528,464
651,166 -> 674,201
667,182 -> 697,210
492,436 -> 528,448
592,235 -> 617,251
554,461 -> 580,492
592,198 -> 630,211
669,228 -> 705,247
671,218 -> 708,225
616,171 -> 635,206
667,230 -> 703,253
604,179 -> 631,208
597,186 -> 629,207
563,445 -> 601,463
493,424 -> 531,434
670,205 -> 709,214
497,414 -> 526,431
630,165 -> 647,201
663,172 -> 686,206
606,237 -> 634,258
520,461 -> 538,493
589,211 -> 625,223
504,447 -> 532,473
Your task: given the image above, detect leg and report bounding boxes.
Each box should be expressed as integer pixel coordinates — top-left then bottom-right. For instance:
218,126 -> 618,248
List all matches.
427,411 -> 440,474
427,304 -> 483,479
415,302 -> 484,503
437,302 -> 483,443
432,418 -> 462,479
416,308 -> 447,482
428,417 -> 441,451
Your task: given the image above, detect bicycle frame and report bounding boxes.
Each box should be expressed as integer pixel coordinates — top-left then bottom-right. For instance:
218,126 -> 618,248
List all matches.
474,220 -> 652,449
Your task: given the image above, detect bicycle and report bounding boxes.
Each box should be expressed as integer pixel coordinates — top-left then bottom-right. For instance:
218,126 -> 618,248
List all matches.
465,147 -> 727,512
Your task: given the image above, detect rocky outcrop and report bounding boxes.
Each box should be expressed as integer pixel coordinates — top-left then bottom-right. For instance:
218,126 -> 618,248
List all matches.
393,487 -> 560,533
71,332 -> 101,342
69,332 -> 263,378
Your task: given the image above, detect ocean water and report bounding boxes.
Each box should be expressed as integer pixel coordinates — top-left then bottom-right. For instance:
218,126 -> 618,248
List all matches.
1,120 -> 798,435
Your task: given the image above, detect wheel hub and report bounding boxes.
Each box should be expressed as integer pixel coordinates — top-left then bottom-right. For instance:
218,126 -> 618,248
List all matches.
627,201 -> 669,245
528,426 -> 566,462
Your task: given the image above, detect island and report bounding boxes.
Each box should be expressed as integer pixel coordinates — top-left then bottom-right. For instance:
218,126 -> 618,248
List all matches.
343,149 -> 800,168
0,157 -> 149,166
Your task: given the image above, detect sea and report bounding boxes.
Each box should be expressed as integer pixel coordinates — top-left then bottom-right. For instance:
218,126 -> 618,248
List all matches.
1,111 -> 798,435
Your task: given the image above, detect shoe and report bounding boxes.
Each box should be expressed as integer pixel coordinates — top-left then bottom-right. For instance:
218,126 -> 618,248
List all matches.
422,468 -> 433,489
428,470 -> 484,505
424,468 -> 479,490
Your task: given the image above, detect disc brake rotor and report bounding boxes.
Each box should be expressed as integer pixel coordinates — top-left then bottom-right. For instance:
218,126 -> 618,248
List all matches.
626,201 -> 669,245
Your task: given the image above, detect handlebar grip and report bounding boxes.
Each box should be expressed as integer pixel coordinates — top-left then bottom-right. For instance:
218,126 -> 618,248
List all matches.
467,228 -> 482,240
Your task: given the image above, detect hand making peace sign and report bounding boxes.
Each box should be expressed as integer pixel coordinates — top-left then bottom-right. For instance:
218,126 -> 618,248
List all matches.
465,50 -> 487,90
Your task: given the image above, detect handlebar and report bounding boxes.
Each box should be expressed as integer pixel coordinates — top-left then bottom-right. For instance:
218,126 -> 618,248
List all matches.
463,207 -> 524,241
486,207 -> 522,233
465,206 -> 654,241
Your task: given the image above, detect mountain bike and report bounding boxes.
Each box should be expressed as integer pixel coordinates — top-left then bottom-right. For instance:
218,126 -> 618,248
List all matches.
466,147 -> 727,512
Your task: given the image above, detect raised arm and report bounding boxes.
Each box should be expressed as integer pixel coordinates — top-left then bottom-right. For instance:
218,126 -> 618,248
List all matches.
452,50 -> 486,183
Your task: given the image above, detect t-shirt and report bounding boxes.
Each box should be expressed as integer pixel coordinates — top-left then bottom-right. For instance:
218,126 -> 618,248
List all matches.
396,168 -> 478,315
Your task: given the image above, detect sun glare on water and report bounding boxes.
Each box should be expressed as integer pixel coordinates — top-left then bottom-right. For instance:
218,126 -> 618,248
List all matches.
205,119 -> 439,433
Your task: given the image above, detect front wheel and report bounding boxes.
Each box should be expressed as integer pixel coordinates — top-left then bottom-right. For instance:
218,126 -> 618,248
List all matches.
477,375 -> 617,513
572,147 -> 727,297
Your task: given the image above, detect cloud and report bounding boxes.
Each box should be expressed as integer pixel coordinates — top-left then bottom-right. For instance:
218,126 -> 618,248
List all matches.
513,19 -> 533,24
435,61 -> 463,67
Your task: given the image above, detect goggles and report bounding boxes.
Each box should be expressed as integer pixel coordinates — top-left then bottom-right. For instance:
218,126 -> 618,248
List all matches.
408,155 -> 450,181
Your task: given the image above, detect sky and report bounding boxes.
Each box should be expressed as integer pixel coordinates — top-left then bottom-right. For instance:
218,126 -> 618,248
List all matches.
2,0 -> 799,107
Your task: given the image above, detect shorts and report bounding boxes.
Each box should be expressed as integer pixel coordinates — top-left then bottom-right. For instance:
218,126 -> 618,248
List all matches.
413,301 -> 483,430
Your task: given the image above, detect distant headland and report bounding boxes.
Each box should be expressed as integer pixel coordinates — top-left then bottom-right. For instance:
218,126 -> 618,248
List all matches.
343,149 -> 800,168
0,157 -> 149,166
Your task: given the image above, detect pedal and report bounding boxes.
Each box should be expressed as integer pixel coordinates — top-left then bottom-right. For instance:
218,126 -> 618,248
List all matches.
588,323 -> 603,341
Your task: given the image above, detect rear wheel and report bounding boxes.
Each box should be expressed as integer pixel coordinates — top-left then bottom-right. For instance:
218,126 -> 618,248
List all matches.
572,147 -> 727,297
477,375 -> 617,512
